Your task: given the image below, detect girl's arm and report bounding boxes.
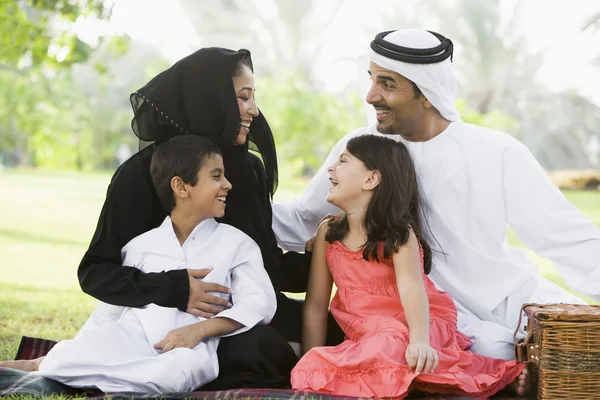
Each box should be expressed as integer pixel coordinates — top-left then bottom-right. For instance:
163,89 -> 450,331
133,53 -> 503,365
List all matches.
301,222 -> 334,354
393,230 -> 438,374
393,230 -> 429,343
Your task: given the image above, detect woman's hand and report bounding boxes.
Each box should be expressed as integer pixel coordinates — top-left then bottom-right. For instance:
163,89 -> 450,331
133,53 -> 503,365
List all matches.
405,342 -> 439,374
187,268 -> 232,318
154,324 -> 205,353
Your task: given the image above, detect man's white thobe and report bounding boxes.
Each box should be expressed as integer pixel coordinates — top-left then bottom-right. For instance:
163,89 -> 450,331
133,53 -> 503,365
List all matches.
35,217 -> 276,393
272,121 -> 600,359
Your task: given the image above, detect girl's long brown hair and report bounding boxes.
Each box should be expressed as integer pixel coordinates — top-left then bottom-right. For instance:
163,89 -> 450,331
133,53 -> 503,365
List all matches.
325,134 -> 433,274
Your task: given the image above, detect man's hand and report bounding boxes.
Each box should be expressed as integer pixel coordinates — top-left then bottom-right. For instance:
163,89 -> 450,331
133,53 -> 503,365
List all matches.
305,236 -> 316,253
187,268 -> 232,318
154,324 -> 205,353
405,342 -> 439,374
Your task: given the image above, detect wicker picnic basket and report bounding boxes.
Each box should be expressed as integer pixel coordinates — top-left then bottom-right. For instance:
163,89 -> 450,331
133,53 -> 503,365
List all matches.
515,303 -> 600,400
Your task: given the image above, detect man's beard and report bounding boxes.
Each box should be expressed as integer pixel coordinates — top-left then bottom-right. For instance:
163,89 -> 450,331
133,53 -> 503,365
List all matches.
376,120 -> 396,135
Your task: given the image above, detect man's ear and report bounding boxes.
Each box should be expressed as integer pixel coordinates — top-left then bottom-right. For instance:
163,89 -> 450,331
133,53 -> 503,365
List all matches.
362,170 -> 381,191
170,176 -> 189,200
423,97 -> 433,109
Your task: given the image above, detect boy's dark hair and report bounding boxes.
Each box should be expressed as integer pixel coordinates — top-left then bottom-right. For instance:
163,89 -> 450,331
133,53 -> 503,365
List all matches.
325,134 -> 433,274
150,135 -> 222,213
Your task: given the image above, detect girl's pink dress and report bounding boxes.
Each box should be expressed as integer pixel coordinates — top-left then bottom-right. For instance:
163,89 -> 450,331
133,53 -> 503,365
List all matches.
291,241 -> 524,399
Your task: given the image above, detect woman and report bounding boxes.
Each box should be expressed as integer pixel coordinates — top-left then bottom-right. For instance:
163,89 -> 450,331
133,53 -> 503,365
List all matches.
3,47 -> 343,389
0,48 -> 299,390
77,47 -> 301,390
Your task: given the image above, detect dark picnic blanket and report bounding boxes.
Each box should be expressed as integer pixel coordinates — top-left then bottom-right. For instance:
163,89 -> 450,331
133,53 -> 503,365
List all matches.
2,337 -> 364,399
0,336 -> 527,399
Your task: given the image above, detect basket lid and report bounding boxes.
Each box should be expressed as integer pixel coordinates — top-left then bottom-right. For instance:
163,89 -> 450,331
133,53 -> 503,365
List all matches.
523,303 -> 600,322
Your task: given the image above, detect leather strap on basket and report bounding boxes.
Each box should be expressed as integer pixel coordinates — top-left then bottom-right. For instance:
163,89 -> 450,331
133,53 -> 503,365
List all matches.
514,303 -> 542,364
515,331 -> 540,365
514,302 -> 540,337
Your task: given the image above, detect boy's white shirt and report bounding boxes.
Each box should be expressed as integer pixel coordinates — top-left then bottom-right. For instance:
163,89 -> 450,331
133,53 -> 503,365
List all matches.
37,216 -> 276,393
81,216 -> 276,348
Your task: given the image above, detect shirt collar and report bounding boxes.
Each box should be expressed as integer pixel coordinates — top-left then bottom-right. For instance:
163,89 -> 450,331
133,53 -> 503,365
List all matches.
160,216 -> 218,245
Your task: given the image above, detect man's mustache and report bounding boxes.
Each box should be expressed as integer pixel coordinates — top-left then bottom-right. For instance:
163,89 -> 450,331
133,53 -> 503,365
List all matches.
372,104 -> 390,109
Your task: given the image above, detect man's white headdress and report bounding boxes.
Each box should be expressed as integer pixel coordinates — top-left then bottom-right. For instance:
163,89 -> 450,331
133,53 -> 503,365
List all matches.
367,29 -> 460,122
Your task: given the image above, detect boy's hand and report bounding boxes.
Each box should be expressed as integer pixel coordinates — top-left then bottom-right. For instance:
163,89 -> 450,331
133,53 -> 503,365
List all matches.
154,324 -> 205,353
187,268 -> 232,318
405,342 -> 438,374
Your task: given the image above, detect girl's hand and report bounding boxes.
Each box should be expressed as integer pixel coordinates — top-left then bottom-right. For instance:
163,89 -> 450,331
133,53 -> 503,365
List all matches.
405,342 -> 439,374
154,324 -> 205,353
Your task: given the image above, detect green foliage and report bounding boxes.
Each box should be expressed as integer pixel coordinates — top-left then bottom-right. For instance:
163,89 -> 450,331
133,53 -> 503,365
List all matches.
0,0 -> 135,170
0,67 -> 131,170
258,73 -> 366,177
0,0 -> 111,68
455,98 -> 518,132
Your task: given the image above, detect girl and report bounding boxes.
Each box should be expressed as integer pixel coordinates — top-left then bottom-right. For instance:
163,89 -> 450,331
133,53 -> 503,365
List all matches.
291,134 -> 530,399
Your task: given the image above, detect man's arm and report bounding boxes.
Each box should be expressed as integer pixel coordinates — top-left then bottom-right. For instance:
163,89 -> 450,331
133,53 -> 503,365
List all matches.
503,142 -> 600,302
271,128 -> 372,252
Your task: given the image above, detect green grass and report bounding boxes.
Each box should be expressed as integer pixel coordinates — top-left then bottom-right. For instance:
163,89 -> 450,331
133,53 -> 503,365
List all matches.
0,170 -> 598,366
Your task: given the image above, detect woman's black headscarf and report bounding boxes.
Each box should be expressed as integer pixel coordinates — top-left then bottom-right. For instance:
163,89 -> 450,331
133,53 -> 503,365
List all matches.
130,47 -> 278,198
129,48 -> 282,293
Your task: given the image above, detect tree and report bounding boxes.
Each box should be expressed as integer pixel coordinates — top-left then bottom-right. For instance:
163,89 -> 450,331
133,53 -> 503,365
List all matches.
1,38 -> 167,171
179,0 -> 367,176
582,8 -> 600,65
422,0 -> 600,170
0,0 -> 137,169
0,0 -> 112,68
257,73 -> 365,177
582,10 -> 600,32
178,0 -> 344,86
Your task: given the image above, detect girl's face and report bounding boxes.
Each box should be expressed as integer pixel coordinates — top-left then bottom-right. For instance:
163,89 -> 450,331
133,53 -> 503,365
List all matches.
232,65 -> 259,146
326,149 -> 373,210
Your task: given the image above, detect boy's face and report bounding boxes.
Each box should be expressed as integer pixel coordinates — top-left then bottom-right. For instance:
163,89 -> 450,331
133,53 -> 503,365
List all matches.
187,153 -> 231,219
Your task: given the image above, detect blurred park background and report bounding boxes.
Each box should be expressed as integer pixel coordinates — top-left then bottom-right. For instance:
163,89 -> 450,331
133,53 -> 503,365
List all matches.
1,0 -> 599,360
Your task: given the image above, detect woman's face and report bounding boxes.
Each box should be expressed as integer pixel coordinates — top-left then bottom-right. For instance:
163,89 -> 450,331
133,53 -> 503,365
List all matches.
232,65 -> 259,146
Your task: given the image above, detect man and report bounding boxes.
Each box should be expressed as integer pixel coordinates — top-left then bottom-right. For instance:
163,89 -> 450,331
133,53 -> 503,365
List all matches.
272,29 -> 600,360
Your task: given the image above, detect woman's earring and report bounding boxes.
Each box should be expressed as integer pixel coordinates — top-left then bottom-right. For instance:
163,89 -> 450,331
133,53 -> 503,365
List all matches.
232,120 -> 243,145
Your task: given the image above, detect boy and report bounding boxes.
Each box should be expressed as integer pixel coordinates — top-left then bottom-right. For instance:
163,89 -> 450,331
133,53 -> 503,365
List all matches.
29,135 -> 276,393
